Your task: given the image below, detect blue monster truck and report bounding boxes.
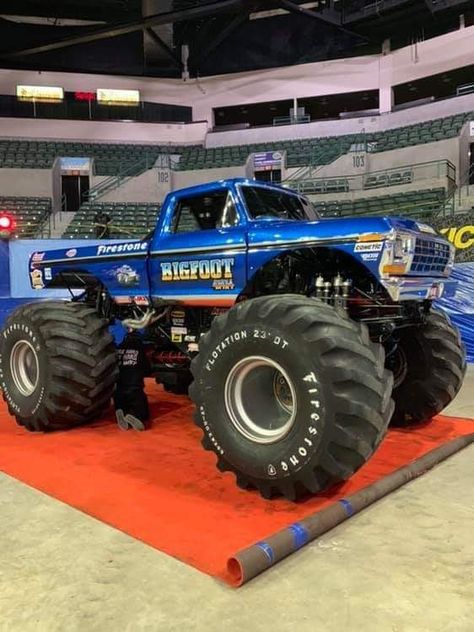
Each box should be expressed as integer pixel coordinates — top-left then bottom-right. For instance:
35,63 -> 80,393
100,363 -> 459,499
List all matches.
0,178 -> 466,499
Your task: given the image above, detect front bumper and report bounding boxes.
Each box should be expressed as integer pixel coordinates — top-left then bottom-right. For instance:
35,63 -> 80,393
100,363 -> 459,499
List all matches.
382,277 -> 457,301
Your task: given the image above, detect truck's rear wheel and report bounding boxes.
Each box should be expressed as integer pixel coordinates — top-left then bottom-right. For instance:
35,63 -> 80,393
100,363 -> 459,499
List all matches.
189,295 -> 394,500
389,310 -> 466,425
0,302 -> 118,431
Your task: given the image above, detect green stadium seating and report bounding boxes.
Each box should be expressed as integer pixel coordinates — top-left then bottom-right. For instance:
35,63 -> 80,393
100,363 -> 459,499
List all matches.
62,201 -> 161,240
313,188 -> 446,219
0,140 -> 196,176
0,195 -> 51,237
176,111 -> 474,171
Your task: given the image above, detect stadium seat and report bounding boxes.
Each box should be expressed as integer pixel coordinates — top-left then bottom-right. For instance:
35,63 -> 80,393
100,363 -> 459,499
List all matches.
62,201 -> 162,239
176,111 -> 473,172
0,196 -> 52,237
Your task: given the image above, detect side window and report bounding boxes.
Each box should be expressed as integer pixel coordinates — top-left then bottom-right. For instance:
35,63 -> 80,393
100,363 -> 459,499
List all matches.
172,191 -> 239,233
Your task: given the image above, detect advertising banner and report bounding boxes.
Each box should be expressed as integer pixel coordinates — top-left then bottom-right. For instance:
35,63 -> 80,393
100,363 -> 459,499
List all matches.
431,212 -> 474,360
253,151 -> 283,169
432,213 -> 473,262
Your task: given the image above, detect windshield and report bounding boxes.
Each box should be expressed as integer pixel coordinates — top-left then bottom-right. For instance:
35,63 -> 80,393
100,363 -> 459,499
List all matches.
240,185 -> 319,221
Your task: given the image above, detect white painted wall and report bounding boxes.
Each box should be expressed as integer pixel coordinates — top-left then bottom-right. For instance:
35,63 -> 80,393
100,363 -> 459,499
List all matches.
92,166 -> 172,203
0,23 -> 472,128
0,117 -> 207,145
172,166 -> 247,190
0,168 -> 52,197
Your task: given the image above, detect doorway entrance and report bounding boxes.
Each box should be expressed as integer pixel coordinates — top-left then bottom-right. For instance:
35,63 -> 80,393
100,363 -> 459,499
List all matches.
254,169 -> 282,184
62,175 -> 89,213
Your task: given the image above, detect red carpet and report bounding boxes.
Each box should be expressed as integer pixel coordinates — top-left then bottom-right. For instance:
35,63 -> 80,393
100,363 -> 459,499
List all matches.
0,381 -> 472,584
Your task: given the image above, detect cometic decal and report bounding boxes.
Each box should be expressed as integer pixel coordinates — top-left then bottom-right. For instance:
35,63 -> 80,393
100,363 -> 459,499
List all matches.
354,242 -> 384,253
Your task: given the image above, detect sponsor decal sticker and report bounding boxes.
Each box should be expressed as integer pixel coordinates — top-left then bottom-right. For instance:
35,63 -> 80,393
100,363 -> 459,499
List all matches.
115,296 -> 132,304
97,242 -> 148,256
115,265 -> 140,286
360,252 -> 381,261
171,333 -> 183,343
160,258 -> 235,283
66,248 -> 77,258
354,242 -> 384,253
133,296 -> 149,306
212,279 -> 235,291
30,269 -> 44,289
44,267 -> 52,280
171,309 -> 186,320
171,326 -> 187,336
32,252 -> 45,263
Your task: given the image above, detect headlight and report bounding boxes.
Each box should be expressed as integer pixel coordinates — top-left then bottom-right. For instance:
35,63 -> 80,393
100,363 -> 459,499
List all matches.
382,232 -> 415,276
393,235 -> 414,260
445,243 -> 455,273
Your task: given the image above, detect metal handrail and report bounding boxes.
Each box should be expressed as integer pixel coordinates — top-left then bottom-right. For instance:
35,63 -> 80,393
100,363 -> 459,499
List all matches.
321,196 -> 448,220
87,155 -> 153,201
286,159 -> 455,191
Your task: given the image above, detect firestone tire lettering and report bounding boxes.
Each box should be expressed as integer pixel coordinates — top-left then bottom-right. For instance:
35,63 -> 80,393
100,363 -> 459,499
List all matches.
189,294 -> 394,501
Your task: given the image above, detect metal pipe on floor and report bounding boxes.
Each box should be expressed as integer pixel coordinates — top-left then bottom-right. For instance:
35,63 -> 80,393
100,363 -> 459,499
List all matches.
228,433 -> 474,586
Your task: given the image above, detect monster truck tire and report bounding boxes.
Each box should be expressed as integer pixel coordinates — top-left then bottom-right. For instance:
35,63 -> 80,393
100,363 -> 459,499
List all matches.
390,310 -> 466,426
0,301 -> 118,432
189,295 -> 394,500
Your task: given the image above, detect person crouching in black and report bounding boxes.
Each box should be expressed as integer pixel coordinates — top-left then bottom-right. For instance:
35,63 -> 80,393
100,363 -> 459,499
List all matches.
94,210 -> 111,239
114,330 -> 151,431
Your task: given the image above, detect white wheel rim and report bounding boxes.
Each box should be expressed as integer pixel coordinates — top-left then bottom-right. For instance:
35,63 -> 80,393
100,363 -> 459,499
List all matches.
10,340 -> 39,397
224,355 -> 297,444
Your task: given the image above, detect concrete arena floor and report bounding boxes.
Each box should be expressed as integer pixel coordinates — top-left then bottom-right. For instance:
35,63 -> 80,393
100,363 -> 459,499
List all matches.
0,368 -> 473,632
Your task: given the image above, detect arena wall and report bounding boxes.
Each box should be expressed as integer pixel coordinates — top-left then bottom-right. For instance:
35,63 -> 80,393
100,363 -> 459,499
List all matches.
92,167 -> 173,203
0,168 -> 53,197
172,165 -> 248,190
0,118 -> 207,145
284,138 -> 461,181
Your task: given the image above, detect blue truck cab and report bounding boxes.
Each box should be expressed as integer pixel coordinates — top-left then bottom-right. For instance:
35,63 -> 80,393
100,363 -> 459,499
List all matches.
28,177 -> 456,308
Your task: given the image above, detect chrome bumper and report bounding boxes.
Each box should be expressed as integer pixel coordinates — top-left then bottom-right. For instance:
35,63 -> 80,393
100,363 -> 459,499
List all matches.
382,277 -> 457,301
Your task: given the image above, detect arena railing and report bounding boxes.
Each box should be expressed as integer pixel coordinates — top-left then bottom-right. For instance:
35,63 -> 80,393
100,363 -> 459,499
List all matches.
285,159 -> 456,196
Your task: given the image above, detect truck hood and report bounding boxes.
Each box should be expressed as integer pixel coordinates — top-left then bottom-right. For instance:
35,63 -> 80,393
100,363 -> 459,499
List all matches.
247,215 -> 433,246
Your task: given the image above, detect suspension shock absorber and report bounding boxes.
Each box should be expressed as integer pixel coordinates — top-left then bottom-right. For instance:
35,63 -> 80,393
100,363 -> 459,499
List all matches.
323,281 -> 332,304
333,274 -> 342,307
341,279 -> 352,309
315,275 -> 324,299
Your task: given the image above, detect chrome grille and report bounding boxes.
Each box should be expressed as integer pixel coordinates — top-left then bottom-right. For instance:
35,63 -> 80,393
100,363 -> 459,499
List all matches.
410,238 -> 451,274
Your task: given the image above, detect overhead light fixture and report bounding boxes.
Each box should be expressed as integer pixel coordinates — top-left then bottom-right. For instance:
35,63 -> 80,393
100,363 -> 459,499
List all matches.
16,85 -> 64,101
97,88 -> 140,105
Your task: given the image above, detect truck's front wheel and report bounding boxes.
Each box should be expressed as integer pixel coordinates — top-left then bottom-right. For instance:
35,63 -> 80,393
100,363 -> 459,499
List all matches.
389,310 -> 466,425
0,302 -> 118,431
190,295 -> 394,500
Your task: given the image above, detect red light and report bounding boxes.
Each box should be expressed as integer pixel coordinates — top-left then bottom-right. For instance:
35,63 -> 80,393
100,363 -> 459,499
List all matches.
75,91 -> 96,102
0,215 -> 12,229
